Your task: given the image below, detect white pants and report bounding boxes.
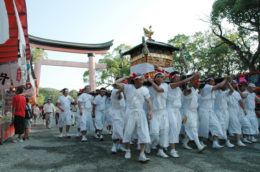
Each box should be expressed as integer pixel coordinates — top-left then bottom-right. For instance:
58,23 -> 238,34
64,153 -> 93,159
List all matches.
58,111 -> 72,128
95,110 -> 105,130
183,108 -> 199,141
246,109 -> 259,135
112,109 -> 125,140
105,109 -> 113,126
199,108 -> 223,138
167,107 -> 182,144
149,109 -> 169,148
80,108 -> 94,132
209,112 -> 224,138
198,108 -> 210,138
45,112 -> 52,128
123,108 -> 150,144
215,108 -> 229,140
228,107 -> 242,135
239,112 -> 253,135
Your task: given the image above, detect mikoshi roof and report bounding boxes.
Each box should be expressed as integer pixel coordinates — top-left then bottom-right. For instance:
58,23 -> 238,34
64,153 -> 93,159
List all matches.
0,0 -> 30,63
122,39 -> 180,57
29,35 -> 114,54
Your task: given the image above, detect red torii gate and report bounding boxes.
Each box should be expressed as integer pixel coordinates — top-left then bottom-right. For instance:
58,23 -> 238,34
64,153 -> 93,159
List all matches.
29,35 -> 113,91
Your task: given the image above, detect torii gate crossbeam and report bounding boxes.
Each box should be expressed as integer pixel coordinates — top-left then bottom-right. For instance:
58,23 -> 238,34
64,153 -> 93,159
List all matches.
30,35 -> 113,91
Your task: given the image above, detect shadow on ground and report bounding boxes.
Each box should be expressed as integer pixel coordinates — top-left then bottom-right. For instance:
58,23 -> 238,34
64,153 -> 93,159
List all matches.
0,123 -> 260,172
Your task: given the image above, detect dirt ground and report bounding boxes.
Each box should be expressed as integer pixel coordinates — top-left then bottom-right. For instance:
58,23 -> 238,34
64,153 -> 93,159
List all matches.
0,120 -> 260,172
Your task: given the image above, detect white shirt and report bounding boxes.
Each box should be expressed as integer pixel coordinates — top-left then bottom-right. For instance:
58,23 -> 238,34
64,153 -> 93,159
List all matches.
111,89 -> 125,109
124,84 -> 150,110
78,93 -> 94,110
199,84 -> 215,109
214,89 -> 229,110
33,106 -> 40,115
167,86 -> 182,108
93,95 -> 106,111
243,90 -> 256,110
228,90 -> 242,109
57,95 -> 74,112
183,87 -> 199,110
149,83 -> 168,110
43,103 -> 56,113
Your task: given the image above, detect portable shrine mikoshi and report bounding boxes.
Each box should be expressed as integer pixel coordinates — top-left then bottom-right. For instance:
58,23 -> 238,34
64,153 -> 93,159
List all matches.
121,28 -> 179,78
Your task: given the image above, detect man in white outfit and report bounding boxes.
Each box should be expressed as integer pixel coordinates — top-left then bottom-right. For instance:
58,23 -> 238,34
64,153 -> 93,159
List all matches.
116,73 -> 152,162
228,80 -> 247,146
182,76 -> 207,152
167,72 -> 195,158
92,88 -> 107,141
78,85 -> 94,142
240,83 -> 260,143
198,75 -> 228,149
57,88 -> 75,138
43,98 -> 55,129
111,83 -> 127,153
243,83 -> 260,142
147,71 -> 169,158
214,82 -> 235,147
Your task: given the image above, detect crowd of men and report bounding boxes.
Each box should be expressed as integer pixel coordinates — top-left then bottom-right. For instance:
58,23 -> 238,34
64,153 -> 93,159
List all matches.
54,70 -> 259,162
11,70 -> 259,162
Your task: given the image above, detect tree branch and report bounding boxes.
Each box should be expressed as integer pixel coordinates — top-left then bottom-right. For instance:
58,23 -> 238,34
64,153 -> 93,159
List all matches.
212,24 -> 249,65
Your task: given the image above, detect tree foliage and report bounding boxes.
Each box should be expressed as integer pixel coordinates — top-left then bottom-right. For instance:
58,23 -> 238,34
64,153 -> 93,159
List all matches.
38,88 -> 77,105
31,47 -> 48,63
169,31 -> 247,77
38,88 -> 60,105
83,44 -> 131,88
211,0 -> 260,71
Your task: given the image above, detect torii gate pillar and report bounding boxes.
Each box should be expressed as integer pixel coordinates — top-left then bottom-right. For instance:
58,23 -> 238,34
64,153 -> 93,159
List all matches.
88,53 -> 96,91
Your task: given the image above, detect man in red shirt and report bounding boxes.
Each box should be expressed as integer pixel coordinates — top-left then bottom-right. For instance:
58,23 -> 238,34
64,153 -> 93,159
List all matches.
12,87 -> 26,143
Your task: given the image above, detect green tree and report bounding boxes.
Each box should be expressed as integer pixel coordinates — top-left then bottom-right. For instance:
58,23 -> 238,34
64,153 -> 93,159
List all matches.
211,0 -> 260,71
37,93 -> 45,105
38,88 -> 61,105
83,44 -> 131,88
169,31 -> 247,77
69,90 -> 78,100
31,47 -> 48,63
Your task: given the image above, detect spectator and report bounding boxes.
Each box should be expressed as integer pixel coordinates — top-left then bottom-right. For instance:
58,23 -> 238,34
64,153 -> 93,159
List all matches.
24,97 -> 32,140
32,104 -> 40,125
11,87 -> 26,143
43,98 -> 55,129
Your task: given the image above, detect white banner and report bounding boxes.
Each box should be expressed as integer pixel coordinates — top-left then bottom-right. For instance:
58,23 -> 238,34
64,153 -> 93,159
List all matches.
13,0 -> 27,85
0,62 -> 27,89
130,62 -> 174,74
0,0 -> 9,44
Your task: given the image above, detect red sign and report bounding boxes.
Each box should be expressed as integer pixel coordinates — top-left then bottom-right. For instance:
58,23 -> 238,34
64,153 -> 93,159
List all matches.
16,68 -> 21,82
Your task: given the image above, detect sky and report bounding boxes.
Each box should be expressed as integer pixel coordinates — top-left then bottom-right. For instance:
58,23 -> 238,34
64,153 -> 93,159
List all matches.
26,0 -> 215,91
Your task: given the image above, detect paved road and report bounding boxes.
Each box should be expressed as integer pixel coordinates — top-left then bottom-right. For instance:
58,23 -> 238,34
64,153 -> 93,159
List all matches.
0,122 -> 259,172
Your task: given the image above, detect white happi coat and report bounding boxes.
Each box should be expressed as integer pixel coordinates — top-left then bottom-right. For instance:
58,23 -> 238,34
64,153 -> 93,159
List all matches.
228,90 -> 242,135
182,88 -> 199,141
93,94 -> 106,130
78,93 -> 94,132
123,84 -> 151,144
198,84 -> 223,138
111,89 -> 126,140
167,86 -> 183,144
149,83 -> 169,147
105,97 -> 113,126
214,89 -> 230,139
57,95 -> 74,127
243,90 -> 258,135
